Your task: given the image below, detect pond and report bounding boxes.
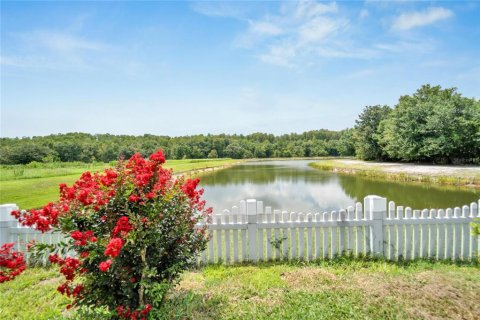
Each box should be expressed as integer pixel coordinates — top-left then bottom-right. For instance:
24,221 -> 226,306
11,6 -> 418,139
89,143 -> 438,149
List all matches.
200,160 -> 479,214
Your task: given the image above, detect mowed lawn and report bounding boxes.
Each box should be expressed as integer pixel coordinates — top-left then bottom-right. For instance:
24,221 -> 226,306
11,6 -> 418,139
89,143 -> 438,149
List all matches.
0,259 -> 479,320
0,159 -> 239,210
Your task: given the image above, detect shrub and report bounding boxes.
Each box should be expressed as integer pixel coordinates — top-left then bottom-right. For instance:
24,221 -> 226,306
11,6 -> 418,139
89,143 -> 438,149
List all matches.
10,150 -> 212,318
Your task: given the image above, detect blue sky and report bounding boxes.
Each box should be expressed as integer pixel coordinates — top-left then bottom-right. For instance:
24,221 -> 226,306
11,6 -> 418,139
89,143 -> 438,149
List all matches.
1,1 -> 479,138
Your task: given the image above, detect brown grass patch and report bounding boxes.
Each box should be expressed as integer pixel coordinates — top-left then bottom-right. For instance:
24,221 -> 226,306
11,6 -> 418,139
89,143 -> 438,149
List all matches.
349,271 -> 480,320
280,267 -> 337,290
38,276 -> 63,286
175,272 -> 206,292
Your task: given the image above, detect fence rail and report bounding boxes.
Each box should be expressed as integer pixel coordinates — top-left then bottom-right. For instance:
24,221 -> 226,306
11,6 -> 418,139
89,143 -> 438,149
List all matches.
1,196 -> 479,264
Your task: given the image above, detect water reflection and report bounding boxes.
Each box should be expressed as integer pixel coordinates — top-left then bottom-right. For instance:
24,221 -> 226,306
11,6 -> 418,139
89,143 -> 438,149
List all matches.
199,160 -> 479,214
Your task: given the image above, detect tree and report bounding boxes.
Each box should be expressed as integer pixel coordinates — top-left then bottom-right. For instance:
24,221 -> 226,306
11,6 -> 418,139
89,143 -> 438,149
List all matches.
353,105 -> 391,160
379,85 -> 480,163
207,149 -> 218,159
337,129 -> 356,156
224,143 -> 246,159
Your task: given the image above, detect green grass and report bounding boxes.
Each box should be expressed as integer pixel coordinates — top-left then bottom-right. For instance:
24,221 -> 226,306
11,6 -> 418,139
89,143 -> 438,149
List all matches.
310,160 -> 480,188
0,268 -> 69,320
0,159 -> 240,210
0,162 -> 115,181
2,259 -> 479,319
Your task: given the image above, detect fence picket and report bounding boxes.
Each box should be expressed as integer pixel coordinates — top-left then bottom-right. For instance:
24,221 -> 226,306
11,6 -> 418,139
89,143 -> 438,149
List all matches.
445,208 -> 453,260
453,207 -> 462,260
461,205 -> 470,260
396,206 -> 404,260
315,213 -> 322,259
306,213 -> 313,261
420,209 -> 428,258
290,212 -> 297,259
470,203 -> 478,259
405,208 -> 412,259
298,213 -> 305,260
331,211 -> 337,257
428,209 -> 436,258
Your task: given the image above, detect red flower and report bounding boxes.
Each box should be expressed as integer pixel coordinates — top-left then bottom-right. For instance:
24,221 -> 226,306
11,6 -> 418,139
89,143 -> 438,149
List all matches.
145,192 -> 155,199
181,178 -> 200,199
99,259 -> 112,272
70,230 -> 83,240
70,230 -> 96,246
26,240 -> 36,251
59,257 -> 81,281
12,203 -> 60,233
72,284 -> 83,297
104,238 -> 124,258
0,243 -> 26,283
149,150 -> 165,164
49,254 -> 60,264
80,251 -> 89,258
112,216 -> 133,237
129,194 -> 140,203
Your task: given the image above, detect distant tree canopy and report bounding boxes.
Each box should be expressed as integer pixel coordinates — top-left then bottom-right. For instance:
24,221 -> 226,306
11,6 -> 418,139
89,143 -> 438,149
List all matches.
353,84 -> 479,164
378,85 -> 480,163
0,130 -> 355,164
1,84 -> 477,165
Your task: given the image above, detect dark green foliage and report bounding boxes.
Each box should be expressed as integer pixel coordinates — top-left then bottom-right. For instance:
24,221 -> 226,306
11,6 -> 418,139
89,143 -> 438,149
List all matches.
379,85 -> 480,163
353,105 -> 391,160
0,130 -> 349,164
353,84 -> 479,164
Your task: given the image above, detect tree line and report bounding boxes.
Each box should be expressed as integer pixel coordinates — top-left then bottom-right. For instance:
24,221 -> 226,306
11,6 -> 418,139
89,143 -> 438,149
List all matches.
0,130 -> 355,164
1,84 -> 478,165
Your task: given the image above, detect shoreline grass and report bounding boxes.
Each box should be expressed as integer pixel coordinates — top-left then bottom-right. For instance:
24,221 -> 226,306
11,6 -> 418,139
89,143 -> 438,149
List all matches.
0,159 -> 242,210
1,258 -> 478,320
310,160 -> 480,189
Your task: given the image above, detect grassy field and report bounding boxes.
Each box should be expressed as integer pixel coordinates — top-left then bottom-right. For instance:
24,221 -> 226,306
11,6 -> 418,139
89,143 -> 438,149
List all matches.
0,159 -> 240,210
1,259 -> 478,320
310,159 -> 480,188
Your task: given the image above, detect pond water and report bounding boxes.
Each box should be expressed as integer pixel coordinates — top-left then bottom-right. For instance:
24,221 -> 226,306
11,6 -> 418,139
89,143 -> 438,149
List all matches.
200,160 -> 479,214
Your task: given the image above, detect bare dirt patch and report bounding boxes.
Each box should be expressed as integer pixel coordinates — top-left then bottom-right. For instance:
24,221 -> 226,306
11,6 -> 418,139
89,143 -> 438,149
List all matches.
38,276 -> 63,286
175,272 -> 206,292
280,267 -> 337,290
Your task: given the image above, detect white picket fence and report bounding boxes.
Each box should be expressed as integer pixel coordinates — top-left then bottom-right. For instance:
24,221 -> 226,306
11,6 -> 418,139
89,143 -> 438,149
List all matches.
197,195 -> 480,263
1,196 -> 479,264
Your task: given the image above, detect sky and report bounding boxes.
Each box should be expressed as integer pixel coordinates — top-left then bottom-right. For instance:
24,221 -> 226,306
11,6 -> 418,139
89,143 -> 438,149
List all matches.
1,0 -> 479,138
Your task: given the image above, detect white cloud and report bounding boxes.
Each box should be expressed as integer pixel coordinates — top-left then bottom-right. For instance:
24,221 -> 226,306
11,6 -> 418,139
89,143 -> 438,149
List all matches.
290,0 -> 338,19
249,21 -> 283,36
2,30 -> 115,71
392,7 -> 454,31
190,1 -> 247,19
259,44 -> 297,68
298,16 -> 344,44
19,31 -> 107,53
359,9 -> 369,19
234,1 -> 351,67
201,1 -> 449,68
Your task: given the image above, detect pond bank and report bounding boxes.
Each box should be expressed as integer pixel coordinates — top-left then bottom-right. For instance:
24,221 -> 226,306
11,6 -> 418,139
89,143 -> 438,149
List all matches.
174,160 -> 245,178
310,159 -> 480,188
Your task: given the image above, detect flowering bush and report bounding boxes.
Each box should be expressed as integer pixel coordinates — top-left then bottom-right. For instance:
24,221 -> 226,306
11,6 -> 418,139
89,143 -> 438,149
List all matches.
11,150 -> 212,318
0,243 -> 26,283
